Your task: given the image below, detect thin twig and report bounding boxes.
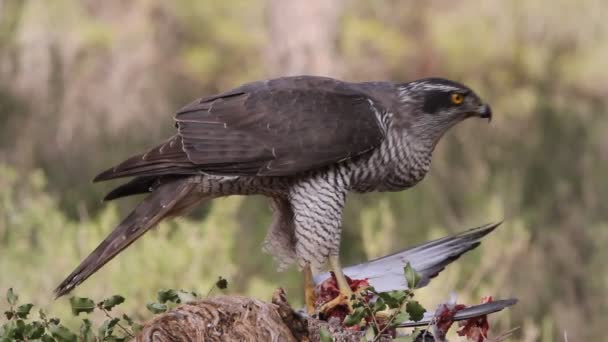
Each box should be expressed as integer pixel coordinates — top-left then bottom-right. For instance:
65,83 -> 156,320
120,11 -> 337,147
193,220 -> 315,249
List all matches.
101,308 -> 134,339
373,309 -> 400,342
359,295 -> 381,336
369,290 -> 413,341
206,283 -> 218,297
372,294 -> 409,342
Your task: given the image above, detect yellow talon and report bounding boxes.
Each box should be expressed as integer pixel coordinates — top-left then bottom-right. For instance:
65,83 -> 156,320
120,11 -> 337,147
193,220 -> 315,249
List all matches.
319,292 -> 353,314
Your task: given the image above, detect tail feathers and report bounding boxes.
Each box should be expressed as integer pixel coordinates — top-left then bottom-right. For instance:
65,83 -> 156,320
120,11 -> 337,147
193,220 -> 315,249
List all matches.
313,222 -> 501,291
54,179 -> 196,298
93,136 -> 194,182
103,175 -> 188,201
102,176 -> 158,201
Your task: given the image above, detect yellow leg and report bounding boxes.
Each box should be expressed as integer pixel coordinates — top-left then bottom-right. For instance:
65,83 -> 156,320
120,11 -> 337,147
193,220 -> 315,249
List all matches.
328,255 -> 353,297
319,255 -> 355,314
303,263 -> 316,315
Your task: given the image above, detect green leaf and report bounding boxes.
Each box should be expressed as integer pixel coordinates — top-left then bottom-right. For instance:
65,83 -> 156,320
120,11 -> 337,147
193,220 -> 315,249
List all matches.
377,290 -> 407,309
389,290 -> 408,304
157,289 -> 179,304
319,327 -> 333,342
6,288 -> 18,306
26,321 -> 46,339
404,263 -> 422,289
343,307 -> 366,327
98,295 -> 125,311
373,297 -> 386,312
98,318 -> 120,337
2,320 -> 17,340
352,300 -> 364,309
391,312 -> 410,326
80,318 -> 95,342
146,302 -> 167,314
365,286 -> 378,294
216,277 -> 228,290
122,314 -> 134,325
16,303 -> 34,319
405,300 -> 426,322
49,324 -> 77,342
69,297 -> 95,316
14,319 -> 26,339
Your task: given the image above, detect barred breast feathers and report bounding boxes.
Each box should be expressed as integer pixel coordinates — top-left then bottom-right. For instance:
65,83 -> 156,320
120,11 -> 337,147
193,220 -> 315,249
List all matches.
348,123 -> 433,193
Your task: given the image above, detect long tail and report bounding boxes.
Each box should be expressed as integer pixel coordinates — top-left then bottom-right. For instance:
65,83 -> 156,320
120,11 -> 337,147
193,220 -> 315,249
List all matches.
313,222 -> 501,292
54,178 -> 197,298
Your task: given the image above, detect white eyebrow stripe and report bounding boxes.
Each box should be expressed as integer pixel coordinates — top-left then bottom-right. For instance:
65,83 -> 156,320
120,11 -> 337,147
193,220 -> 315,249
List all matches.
410,82 -> 460,92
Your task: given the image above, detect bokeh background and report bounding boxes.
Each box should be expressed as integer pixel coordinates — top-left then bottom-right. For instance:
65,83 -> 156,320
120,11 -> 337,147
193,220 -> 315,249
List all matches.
1,0 -> 607,340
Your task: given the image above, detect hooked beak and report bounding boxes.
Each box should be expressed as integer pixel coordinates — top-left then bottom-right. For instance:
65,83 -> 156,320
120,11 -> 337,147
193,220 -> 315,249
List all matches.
478,104 -> 492,122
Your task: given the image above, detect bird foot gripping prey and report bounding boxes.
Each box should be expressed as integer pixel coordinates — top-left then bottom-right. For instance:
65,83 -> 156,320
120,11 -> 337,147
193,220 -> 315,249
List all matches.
313,272 -> 371,322
305,223 -> 502,320
319,291 -> 352,317
308,255 -> 373,323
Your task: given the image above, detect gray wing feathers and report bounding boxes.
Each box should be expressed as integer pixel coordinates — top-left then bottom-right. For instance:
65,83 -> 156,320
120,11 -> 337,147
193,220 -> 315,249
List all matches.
313,222 -> 501,292
94,76 -> 387,181
175,76 -> 387,176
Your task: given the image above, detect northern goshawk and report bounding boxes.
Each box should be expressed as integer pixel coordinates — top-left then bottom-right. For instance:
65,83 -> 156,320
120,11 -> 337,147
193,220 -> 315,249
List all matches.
55,75 -> 492,313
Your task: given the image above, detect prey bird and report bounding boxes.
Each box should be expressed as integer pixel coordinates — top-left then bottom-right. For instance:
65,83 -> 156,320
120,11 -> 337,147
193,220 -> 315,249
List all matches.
312,222 -> 501,293
55,76 -> 492,314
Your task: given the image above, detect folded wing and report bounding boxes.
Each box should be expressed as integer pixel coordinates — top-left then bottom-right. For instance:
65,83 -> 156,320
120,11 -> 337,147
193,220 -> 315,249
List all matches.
95,76 -> 387,182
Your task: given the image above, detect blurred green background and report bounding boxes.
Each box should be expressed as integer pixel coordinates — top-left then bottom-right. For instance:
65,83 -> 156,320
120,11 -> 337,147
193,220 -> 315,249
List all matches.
0,0 -> 606,340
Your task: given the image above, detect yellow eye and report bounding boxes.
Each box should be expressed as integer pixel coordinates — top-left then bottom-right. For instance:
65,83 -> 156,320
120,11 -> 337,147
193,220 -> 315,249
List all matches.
451,93 -> 464,105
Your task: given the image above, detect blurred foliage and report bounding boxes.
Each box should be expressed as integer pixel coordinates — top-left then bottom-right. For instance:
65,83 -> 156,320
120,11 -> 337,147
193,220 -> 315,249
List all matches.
0,286 -> 228,341
0,0 -> 607,340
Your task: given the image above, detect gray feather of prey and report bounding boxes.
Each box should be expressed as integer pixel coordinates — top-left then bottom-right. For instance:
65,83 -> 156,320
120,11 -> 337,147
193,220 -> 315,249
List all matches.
398,299 -> 518,327
313,222 -> 502,292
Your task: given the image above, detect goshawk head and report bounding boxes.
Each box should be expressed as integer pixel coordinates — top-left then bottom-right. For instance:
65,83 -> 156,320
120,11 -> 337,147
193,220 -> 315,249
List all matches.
395,78 -> 492,143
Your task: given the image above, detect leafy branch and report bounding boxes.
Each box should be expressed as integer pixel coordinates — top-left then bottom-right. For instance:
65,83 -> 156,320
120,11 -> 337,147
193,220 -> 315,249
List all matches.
340,263 -> 427,341
0,278 -> 229,341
